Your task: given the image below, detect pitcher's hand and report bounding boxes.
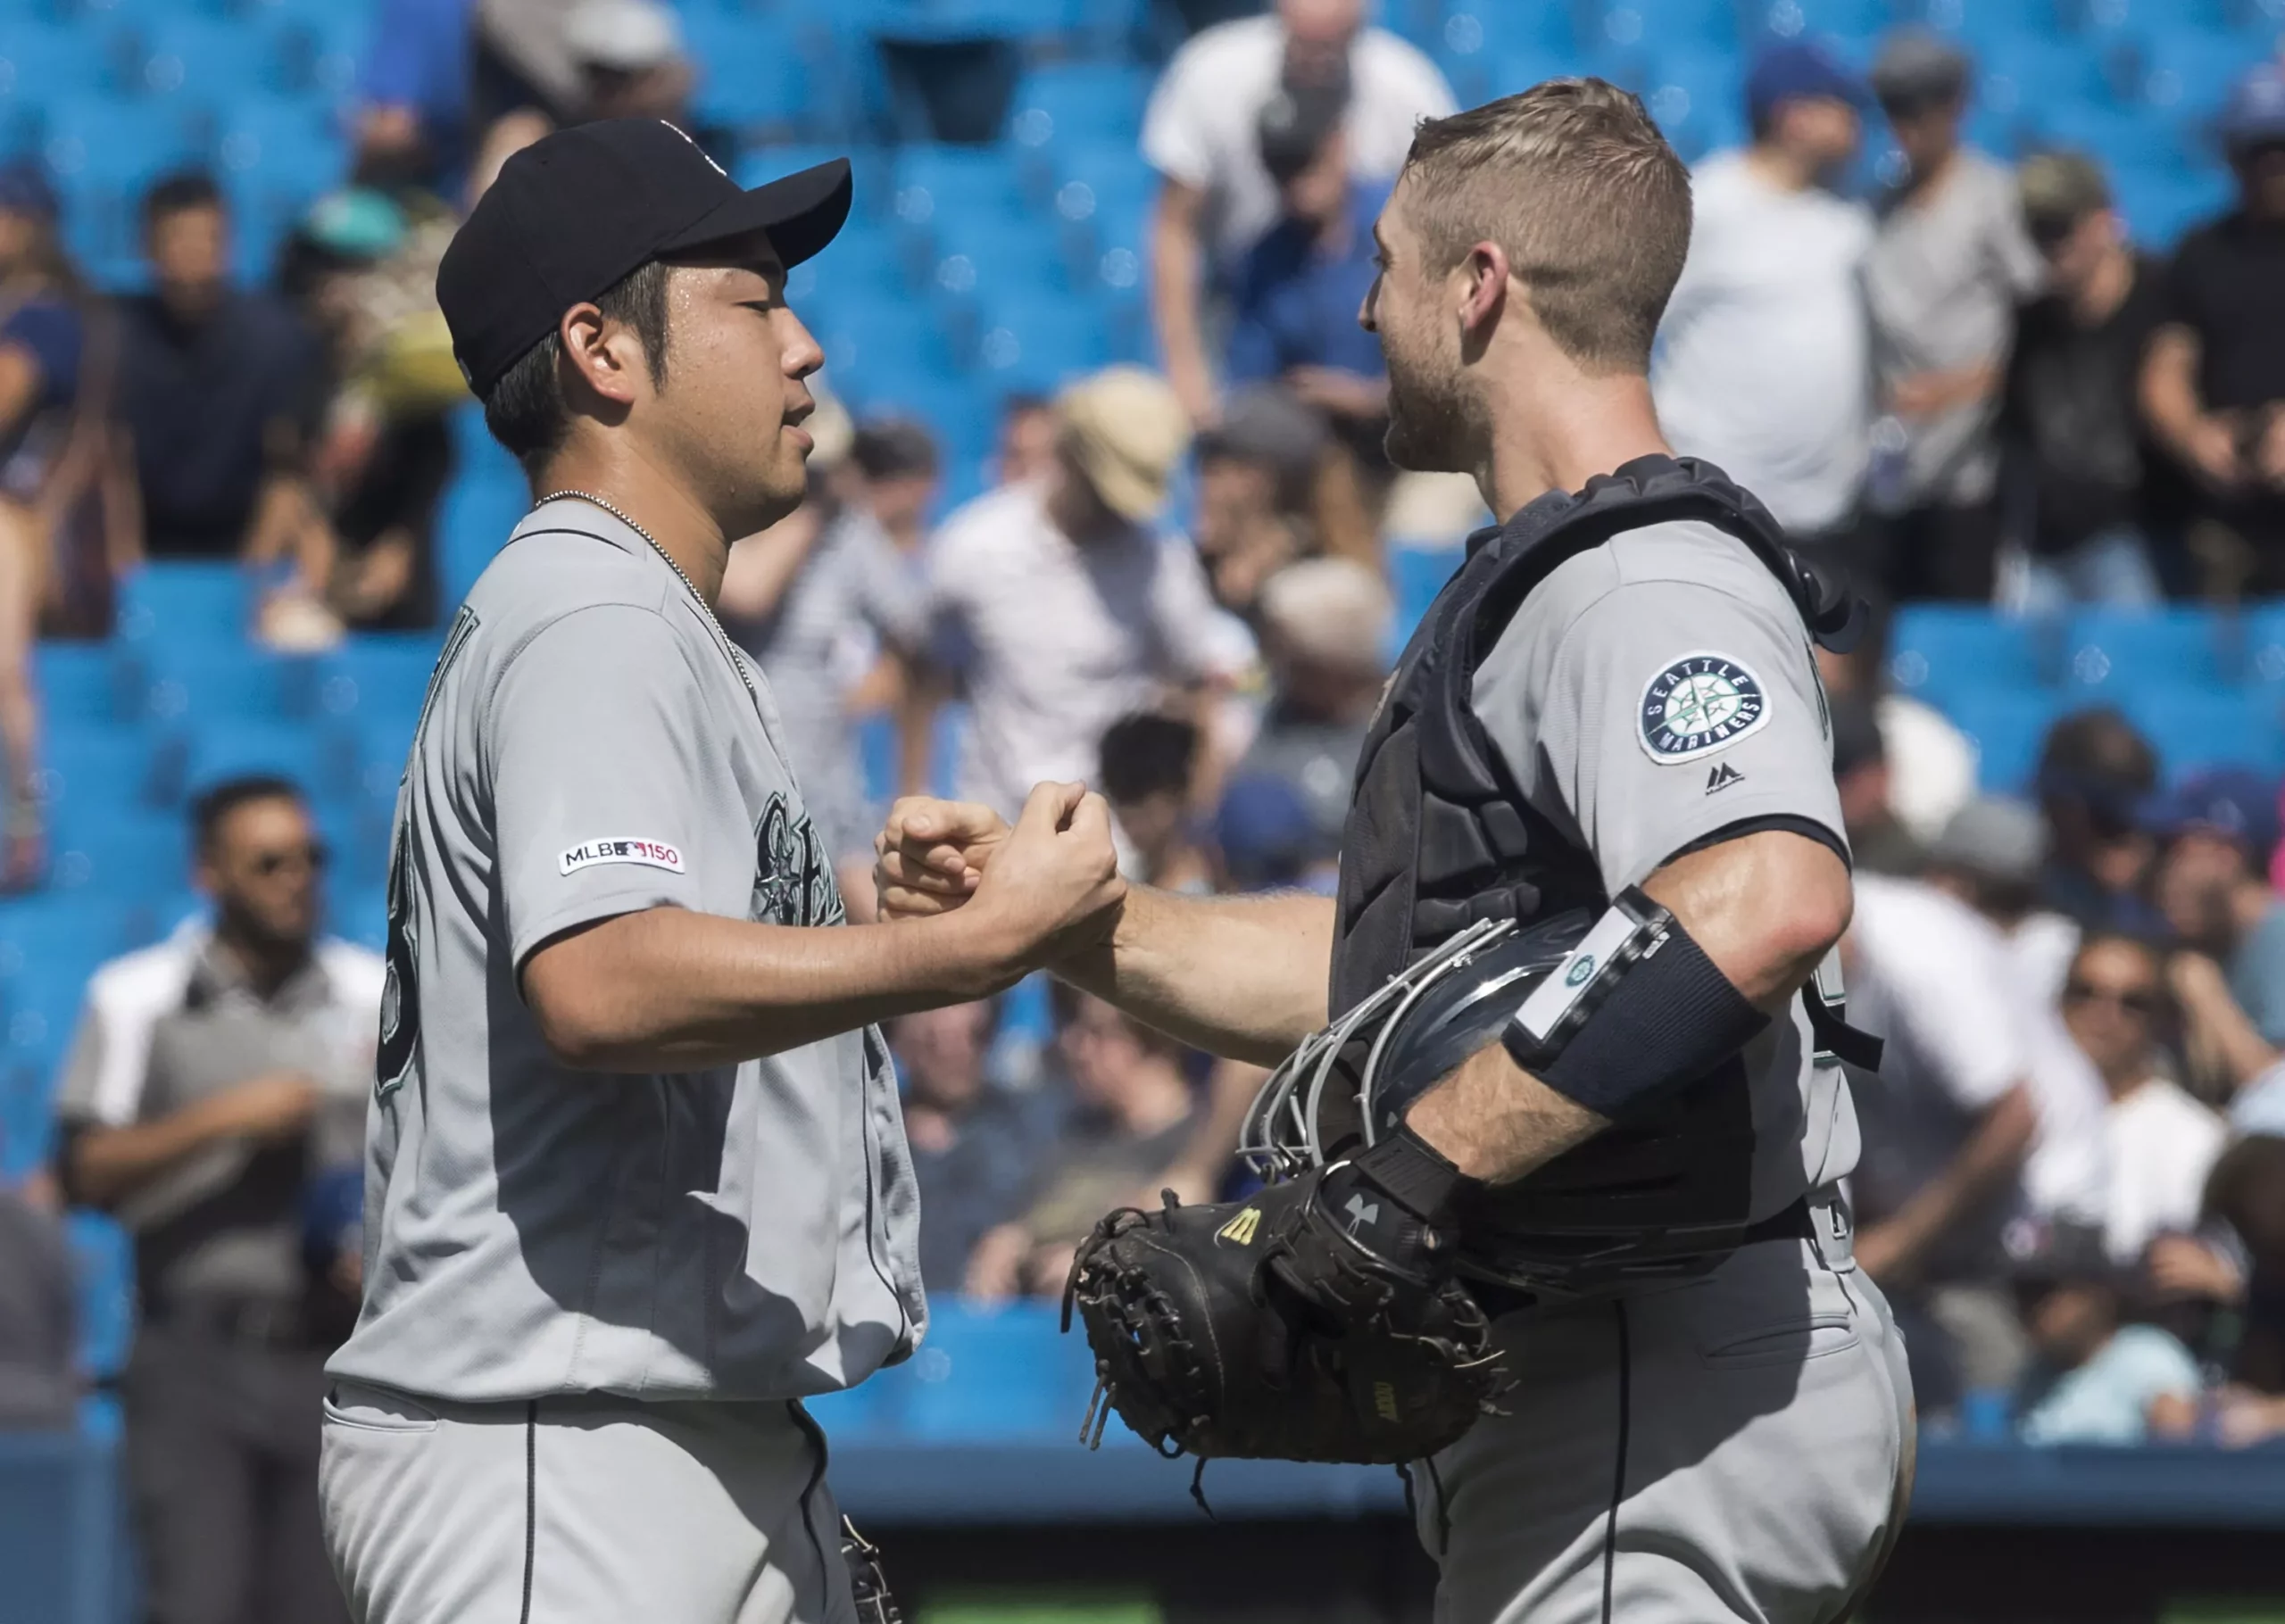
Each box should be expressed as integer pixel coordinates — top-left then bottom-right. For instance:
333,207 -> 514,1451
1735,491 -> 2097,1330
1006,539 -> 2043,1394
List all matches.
875,797 -> 1012,920
961,782 -> 1126,969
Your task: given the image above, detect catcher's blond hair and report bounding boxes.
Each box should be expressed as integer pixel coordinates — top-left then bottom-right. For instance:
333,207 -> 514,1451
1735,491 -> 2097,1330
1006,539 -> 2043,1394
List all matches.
1398,79 -> 1692,377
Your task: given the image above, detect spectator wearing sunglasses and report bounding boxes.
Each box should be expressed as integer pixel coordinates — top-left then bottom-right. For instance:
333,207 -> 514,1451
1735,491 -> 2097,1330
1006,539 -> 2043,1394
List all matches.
50,775 -> 380,1624
2058,933 -> 2228,1269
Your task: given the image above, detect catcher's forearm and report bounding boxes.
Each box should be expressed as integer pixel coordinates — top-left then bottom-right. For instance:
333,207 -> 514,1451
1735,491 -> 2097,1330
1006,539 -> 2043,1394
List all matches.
1055,887 -> 1334,1065
1408,833 -> 1849,1183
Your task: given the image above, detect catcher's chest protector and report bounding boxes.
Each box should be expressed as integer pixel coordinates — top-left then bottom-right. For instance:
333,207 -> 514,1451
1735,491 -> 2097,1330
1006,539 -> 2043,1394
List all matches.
1327,456 -> 1860,1267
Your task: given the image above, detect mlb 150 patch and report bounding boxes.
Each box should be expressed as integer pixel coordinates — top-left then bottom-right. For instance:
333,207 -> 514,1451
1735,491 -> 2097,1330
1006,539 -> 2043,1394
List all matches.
560,837 -> 686,875
1638,653 -> 1769,763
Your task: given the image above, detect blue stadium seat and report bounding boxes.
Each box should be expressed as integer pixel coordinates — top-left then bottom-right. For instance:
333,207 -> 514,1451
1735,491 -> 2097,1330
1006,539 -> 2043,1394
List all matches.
2121,688 -> 2285,778
1008,62 -> 1150,151
0,27 -> 117,151
435,475 -> 529,617
46,827 -> 187,908
345,708 -> 420,802
2023,102 -> 2181,173
144,647 -> 321,724
44,805 -> 188,890
893,145 -> 1030,237
2111,160 -> 2233,244
685,11 -> 817,134
216,95 -> 349,200
1600,0 -> 1741,54
116,562 -> 250,649
2131,26 -> 2272,129
44,95 -> 204,286
1749,0 -> 1893,41
1980,35 -> 2123,120
318,634 -> 445,724
810,295 -> 963,397
1487,46 -> 1599,100
2064,607 -> 2232,693
33,644 -> 134,728
136,14 -> 286,103
1888,607 -> 2051,704
976,294 -> 1117,394
272,4 -> 365,97
0,894 -> 140,969
1641,53 -> 1749,162
179,718 -> 338,806
1388,543 -> 1458,636
42,729 -> 165,819
2239,603 -> 2285,687
1943,689 -> 2075,792
1920,0 -> 2070,48
65,1213 -> 134,1382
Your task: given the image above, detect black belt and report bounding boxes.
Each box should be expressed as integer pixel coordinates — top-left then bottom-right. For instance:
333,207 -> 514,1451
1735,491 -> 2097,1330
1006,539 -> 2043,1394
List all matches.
1467,1194 -> 1819,1321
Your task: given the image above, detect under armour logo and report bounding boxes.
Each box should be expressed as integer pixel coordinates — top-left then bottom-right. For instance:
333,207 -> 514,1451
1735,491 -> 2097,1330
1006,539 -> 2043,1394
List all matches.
1342,1193 -> 1382,1236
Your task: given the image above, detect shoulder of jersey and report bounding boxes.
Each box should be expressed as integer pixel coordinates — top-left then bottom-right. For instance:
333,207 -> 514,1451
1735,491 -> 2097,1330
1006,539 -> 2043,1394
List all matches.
472,523 -> 672,617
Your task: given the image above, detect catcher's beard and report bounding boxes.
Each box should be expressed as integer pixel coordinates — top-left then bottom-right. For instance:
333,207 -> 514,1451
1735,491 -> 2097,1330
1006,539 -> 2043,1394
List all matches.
1382,340 -> 1475,476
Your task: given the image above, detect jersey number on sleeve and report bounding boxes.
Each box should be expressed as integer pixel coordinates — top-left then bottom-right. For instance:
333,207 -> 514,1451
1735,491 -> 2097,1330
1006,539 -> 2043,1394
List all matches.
377,607 -> 478,1103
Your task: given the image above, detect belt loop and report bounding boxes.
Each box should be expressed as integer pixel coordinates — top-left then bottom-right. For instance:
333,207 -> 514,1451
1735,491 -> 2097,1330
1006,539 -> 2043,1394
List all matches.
1807,1187 -> 1855,1272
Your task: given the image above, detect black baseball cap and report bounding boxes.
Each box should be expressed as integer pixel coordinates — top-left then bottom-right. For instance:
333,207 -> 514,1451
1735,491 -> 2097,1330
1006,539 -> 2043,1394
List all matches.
437,118 -> 852,397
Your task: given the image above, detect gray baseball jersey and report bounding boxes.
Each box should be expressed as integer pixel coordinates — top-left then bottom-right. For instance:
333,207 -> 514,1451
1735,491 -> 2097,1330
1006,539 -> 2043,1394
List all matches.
326,498 -> 925,1405
1439,518 -> 1907,1624
1469,517 -> 1861,1223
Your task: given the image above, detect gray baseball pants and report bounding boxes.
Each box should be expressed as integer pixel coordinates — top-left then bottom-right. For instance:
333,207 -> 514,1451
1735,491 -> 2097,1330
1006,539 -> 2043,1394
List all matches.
320,1384 -> 856,1624
1416,1197 -> 1915,1624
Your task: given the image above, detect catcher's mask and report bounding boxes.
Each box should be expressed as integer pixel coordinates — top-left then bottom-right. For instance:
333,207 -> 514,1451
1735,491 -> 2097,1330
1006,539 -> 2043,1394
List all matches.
1242,913 -> 1589,1180
1241,910 -> 1763,1299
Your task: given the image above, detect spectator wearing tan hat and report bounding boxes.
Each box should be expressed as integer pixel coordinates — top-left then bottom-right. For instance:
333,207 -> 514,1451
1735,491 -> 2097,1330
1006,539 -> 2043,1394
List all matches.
912,367 -> 1254,820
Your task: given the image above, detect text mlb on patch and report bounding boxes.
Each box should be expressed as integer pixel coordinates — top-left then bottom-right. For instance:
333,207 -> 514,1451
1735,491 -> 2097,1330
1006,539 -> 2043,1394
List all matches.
1638,653 -> 1769,763
561,837 -> 686,875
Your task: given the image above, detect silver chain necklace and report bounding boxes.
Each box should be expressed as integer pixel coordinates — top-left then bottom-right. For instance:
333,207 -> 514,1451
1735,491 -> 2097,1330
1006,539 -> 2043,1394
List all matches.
532,489 -> 759,701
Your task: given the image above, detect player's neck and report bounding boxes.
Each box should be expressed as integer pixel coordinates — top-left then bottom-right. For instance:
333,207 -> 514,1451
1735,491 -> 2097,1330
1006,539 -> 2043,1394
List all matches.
1475,370 -> 1672,522
533,441 -> 732,607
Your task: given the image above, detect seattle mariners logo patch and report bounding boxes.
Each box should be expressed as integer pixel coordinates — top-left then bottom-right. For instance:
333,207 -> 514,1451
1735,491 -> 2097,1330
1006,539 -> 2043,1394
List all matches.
1638,653 -> 1770,763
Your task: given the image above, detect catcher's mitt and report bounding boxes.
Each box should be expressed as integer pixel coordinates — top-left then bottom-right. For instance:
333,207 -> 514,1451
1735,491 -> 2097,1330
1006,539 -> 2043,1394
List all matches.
1063,1172 -> 1508,1466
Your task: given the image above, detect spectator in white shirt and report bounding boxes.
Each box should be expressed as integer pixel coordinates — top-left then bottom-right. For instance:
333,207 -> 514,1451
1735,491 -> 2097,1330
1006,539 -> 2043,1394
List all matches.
1920,798 -> 2110,1239
2058,932 -> 2229,1265
1142,0 -> 1453,423
1847,869 -> 2043,1408
1653,42 -> 1875,544
914,368 -> 1252,821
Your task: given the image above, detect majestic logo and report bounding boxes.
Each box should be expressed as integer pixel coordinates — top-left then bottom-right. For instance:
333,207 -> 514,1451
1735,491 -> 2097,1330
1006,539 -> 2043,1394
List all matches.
561,837 -> 685,875
1217,1206 -> 1263,1246
752,793 -> 843,927
1639,653 -> 1770,763
1706,762 -> 1746,795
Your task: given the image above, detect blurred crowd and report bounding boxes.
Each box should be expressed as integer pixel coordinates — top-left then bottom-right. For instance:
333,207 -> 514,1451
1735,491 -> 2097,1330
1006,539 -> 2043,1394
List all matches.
2,0 -> 2285,1615
1651,26 -> 2285,614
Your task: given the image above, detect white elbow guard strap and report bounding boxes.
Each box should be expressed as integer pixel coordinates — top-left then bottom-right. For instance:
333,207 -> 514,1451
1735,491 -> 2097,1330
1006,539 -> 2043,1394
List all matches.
1500,888 -> 1770,1120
